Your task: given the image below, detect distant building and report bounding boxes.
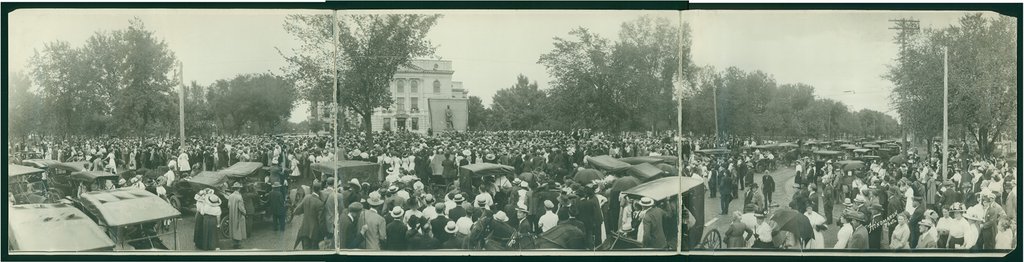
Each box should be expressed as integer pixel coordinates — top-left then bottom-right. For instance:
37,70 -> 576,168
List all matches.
311,59 -> 469,134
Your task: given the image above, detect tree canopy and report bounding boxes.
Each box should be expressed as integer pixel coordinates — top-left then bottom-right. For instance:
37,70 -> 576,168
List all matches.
885,14 -> 1017,157
27,18 -> 178,137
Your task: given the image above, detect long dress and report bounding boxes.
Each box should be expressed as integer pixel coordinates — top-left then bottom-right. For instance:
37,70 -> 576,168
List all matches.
193,202 -> 206,249
805,210 -> 826,249
198,204 -> 221,250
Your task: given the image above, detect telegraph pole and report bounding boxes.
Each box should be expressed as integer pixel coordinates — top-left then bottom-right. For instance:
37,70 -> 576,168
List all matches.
675,11 -> 684,253
889,18 -> 920,56
177,61 -> 185,149
332,9 -> 341,249
942,46 -> 949,181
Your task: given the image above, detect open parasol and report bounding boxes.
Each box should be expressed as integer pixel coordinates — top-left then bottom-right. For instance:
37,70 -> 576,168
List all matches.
889,154 -> 907,164
573,168 -> 604,185
770,208 -> 814,244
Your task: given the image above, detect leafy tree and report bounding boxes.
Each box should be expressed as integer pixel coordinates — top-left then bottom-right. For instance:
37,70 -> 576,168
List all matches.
885,14 -> 1016,157
335,14 -> 441,141
279,14 -> 346,131
467,96 -> 489,130
28,18 -> 178,136
540,16 -> 688,131
8,71 -> 45,139
488,75 -> 549,130
206,73 -> 298,134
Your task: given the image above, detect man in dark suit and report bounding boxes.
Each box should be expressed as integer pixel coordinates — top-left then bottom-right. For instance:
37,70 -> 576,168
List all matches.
384,207 -> 408,250
639,197 -> 668,249
762,173 -> 776,208
576,187 -> 603,248
719,173 -> 734,215
340,202 -> 364,249
908,196 -> 926,248
269,182 -> 287,231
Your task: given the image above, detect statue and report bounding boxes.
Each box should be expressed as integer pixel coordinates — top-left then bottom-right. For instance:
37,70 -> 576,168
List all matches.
445,106 -> 455,130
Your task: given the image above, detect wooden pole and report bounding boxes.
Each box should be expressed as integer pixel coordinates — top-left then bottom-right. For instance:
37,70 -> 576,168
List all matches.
676,11 -> 684,253
332,9 -> 341,249
942,47 -> 949,181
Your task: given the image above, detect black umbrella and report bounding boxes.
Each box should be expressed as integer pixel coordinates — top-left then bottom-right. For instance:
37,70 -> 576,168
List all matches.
770,208 -> 814,243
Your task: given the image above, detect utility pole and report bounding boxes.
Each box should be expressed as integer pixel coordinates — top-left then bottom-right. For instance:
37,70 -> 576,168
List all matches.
177,61 -> 185,149
942,46 -> 949,181
332,9 -> 341,250
889,18 -> 920,56
675,11 -> 683,253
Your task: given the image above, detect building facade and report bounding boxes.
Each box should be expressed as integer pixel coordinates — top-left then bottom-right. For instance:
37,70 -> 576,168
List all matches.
372,59 -> 468,134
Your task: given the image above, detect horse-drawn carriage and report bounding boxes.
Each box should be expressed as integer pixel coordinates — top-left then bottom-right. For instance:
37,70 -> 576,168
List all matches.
8,203 -> 116,251
596,176 -> 687,250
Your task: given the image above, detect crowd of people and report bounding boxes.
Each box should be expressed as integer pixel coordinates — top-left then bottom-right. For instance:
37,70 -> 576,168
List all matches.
686,137 -> 1017,251
8,129 -> 683,251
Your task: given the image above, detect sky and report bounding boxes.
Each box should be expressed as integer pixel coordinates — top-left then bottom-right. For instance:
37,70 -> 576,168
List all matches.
8,9 -> 678,123
683,10 -> 1007,119
8,9 -> 1009,123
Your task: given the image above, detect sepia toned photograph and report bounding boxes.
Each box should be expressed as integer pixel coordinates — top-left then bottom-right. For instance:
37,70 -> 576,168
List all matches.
680,10 -> 1019,255
6,8 -> 687,253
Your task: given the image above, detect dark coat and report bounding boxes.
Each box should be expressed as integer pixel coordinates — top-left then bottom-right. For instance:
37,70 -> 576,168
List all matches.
848,225 -> 869,249
269,188 -> 286,215
384,221 -> 409,250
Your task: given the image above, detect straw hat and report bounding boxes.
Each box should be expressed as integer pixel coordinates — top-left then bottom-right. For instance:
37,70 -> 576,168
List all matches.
639,197 -> 655,207
207,194 -> 222,207
367,191 -> 384,206
453,194 -> 466,203
390,206 -> 405,218
231,182 -> 243,189
493,211 -> 509,222
444,221 -> 458,234
544,200 -> 554,209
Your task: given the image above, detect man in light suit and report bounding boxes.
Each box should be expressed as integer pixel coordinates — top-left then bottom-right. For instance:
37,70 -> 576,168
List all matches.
359,204 -> 387,250
847,211 -> 869,249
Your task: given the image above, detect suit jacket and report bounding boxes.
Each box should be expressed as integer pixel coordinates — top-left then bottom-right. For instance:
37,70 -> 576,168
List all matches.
848,225 -> 869,249
340,212 -> 362,249
384,221 -> 409,250
360,210 -> 387,249
642,207 -> 669,249
762,175 -> 776,194
449,206 -> 468,221
441,234 -> 468,249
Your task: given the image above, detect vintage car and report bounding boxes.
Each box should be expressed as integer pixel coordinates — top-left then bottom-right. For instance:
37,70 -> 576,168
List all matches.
458,163 -> 515,194
311,160 -> 382,185
8,164 -> 50,204
76,188 -> 181,250
8,203 -> 115,251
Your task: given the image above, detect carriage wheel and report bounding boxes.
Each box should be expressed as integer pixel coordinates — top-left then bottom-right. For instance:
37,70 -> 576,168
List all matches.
701,229 -> 723,250
220,216 -> 231,239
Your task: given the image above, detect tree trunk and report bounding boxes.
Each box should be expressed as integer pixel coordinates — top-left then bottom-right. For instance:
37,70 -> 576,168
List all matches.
362,112 -> 373,145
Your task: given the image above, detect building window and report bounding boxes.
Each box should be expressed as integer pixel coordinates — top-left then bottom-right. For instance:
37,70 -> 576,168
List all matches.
383,118 -> 391,131
412,117 -> 419,130
397,118 -> 407,131
410,97 -> 419,113
433,80 -> 441,94
396,79 -> 405,93
410,79 -> 419,94
397,97 -> 405,112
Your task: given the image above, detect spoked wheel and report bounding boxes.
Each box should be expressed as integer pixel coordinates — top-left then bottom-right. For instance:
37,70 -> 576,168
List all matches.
220,216 -> 231,239
701,229 -> 723,250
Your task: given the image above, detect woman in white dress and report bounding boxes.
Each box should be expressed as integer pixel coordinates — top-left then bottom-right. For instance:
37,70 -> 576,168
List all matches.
804,205 -> 826,249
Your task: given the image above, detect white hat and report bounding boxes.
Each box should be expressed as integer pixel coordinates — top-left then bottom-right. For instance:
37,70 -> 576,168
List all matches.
639,197 -> 655,207
413,181 -> 425,191
493,211 -> 509,222
390,206 -> 405,218
444,221 -> 458,234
